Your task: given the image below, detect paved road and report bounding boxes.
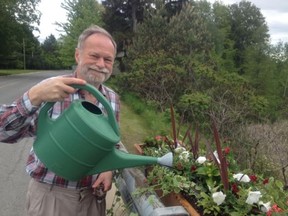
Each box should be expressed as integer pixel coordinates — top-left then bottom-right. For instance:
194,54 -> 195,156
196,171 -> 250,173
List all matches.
0,71 -> 71,216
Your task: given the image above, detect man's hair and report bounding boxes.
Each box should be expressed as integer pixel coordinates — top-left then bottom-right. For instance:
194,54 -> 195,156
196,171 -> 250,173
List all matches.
77,25 -> 117,55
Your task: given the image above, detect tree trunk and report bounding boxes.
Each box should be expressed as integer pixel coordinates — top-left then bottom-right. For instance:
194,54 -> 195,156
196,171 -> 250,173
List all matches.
131,1 -> 137,32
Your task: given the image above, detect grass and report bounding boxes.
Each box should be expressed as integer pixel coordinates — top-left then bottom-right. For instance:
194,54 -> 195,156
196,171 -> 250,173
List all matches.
119,93 -> 172,153
0,69 -> 38,76
119,102 -> 152,152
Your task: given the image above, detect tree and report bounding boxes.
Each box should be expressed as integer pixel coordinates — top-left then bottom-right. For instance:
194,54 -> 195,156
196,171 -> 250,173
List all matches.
118,0 -> 271,132
101,0 -> 156,63
126,0 -> 170,58
0,0 -> 41,69
1,0 -> 41,29
120,1 -> 214,109
101,0 -> 188,61
41,34 -> 63,69
229,0 -> 269,74
211,1 -> 236,73
22,25 -> 42,69
57,0 -> 104,67
266,42 -> 288,119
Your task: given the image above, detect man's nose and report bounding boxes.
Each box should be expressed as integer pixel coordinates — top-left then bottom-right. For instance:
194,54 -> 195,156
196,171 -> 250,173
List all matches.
96,58 -> 105,68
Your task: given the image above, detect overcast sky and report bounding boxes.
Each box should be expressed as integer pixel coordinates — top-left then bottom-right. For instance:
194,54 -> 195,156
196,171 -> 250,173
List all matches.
35,0 -> 288,45
34,0 -> 66,41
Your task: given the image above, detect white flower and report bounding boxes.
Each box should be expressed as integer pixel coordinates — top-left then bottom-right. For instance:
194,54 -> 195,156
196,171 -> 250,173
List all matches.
259,201 -> 271,213
196,156 -> 207,164
212,191 -> 226,205
213,151 -> 220,164
179,151 -> 190,162
233,173 -> 250,182
245,191 -> 262,205
174,147 -> 186,153
176,141 -> 183,148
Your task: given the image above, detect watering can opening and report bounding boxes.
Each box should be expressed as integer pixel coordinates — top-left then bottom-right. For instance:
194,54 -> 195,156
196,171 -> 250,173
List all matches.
81,101 -> 102,115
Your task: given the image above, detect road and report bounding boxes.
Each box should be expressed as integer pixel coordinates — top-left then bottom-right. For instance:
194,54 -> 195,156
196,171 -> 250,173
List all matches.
0,71 -> 71,216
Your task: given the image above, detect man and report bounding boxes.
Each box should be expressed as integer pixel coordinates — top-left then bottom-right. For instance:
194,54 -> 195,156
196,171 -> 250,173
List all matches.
0,25 -> 120,216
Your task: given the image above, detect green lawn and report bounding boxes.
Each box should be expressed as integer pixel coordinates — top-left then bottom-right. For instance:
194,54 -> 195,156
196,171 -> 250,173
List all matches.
119,102 -> 151,153
0,69 -> 37,76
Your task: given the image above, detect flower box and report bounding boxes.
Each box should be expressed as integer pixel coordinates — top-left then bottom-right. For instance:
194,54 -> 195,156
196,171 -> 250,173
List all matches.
134,143 -> 144,155
133,133 -> 288,216
155,190 -> 200,216
134,143 -> 201,215
132,107 -> 288,215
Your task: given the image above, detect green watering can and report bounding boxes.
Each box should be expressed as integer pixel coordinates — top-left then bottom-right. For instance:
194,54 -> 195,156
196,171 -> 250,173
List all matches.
33,83 -> 173,181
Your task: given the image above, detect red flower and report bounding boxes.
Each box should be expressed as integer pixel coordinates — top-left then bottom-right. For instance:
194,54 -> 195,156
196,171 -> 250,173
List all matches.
263,178 -> 269,185
223,147 -> 230,155
176,162 -> 184,170
154,135 -> 163,141
249,175 -> 257,182
267,204 -> 283,216
190,165 -> 197,172
151,178 -> 158,185
272,204 -> 282,212
231,183 -> 239,194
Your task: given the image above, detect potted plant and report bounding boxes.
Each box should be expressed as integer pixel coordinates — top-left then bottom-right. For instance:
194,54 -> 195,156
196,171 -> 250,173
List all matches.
134,107 -> 288,215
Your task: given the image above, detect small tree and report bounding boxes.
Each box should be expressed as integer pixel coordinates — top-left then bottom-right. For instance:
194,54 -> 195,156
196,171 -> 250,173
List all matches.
57,0 -> 104,67
41,34 -> 63,69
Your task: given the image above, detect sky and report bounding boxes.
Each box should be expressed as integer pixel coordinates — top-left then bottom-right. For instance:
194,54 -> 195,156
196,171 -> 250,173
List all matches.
34,0 -> 67,41
35,0 -> 288,45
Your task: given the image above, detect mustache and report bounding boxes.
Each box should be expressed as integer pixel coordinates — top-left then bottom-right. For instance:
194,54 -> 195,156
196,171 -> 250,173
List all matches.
88,66 -> 110,74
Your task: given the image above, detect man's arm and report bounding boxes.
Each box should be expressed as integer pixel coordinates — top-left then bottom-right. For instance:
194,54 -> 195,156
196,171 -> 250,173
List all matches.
0,92 -> 39,143
0,76 -> 86,143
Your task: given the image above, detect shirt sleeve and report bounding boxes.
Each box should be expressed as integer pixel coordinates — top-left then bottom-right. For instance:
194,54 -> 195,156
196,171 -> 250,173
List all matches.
0,91 -> 39,143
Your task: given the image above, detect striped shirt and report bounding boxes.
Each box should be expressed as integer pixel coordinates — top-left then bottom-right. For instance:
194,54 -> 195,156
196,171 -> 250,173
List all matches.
0,74 -> 120,189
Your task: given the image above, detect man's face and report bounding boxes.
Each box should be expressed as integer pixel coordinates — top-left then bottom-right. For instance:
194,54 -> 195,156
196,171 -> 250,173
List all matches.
75,34 -> 115,87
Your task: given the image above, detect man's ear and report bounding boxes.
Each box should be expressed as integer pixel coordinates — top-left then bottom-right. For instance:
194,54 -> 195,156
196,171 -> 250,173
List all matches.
75,48 -> 80,64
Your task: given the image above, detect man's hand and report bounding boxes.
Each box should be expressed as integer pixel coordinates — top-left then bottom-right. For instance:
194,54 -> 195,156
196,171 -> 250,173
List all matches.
92,171 -> 113,192
28,77 -> 86,106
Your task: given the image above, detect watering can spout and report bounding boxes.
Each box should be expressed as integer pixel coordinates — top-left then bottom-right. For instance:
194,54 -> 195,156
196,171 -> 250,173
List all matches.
87,150 -> 173,175
157,152 -> 173,167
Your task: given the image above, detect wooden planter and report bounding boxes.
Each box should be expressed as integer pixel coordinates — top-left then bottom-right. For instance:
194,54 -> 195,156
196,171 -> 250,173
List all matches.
133,143 -> 201,216
134,143 -> 145,155
155,190 -> 200,216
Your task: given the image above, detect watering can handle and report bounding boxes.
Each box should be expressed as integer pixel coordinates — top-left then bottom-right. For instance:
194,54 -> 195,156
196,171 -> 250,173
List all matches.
38,83 -> 119,136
